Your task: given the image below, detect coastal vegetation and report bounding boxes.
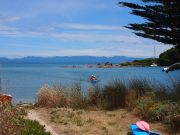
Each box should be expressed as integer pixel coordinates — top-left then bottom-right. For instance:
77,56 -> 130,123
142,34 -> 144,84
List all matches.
1,0 -> 179,134
0,102 -> 51,135
159,47 -> 180,66
36,79 -> 180,133
1,79 -> 179,134
120,58 -> 156,67
120,47 -> 180,66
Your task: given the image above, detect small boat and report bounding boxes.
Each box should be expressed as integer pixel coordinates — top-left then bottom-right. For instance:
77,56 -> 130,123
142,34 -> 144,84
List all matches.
89,75 -> 98,83
150,62 -> 157,67
130,121 -> 160,135
90,79 -> 98,83
150,46 -> 158,67
0,94 -> 12,103
130,124 -> 160,135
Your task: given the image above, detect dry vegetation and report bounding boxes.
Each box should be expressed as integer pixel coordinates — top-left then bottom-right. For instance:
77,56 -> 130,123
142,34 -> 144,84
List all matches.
35,79 -> 180,134
30,108 -> 169,135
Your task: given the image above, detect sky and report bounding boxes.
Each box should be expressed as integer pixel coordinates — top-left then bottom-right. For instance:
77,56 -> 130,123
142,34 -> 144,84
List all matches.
0,0 -> 172,58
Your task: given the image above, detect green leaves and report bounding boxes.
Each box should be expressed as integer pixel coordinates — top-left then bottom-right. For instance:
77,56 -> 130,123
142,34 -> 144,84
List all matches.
119,0 -> 180,47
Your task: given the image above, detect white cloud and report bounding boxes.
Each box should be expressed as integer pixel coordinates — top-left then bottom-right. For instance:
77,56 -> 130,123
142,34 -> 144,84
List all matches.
0,46 -> 171,58
0,16 -> 21,23
56,23 -> 127,31
52,32 -> 144,44
0,23 -> 136,44
0,0 -> 115,19
0,25 -> 170,49
0,25 -> 17,31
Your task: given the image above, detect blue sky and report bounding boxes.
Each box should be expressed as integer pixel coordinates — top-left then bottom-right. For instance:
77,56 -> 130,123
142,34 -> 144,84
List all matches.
0,0 -> 171,58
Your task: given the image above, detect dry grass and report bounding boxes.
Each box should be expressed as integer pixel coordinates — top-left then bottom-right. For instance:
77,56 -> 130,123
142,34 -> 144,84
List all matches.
36,84 -> 67,107
31,108 -> 170,135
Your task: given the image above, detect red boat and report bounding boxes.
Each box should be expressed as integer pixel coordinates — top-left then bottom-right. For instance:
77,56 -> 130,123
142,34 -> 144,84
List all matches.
90,75 -> 98,83
0,94 -> 12,104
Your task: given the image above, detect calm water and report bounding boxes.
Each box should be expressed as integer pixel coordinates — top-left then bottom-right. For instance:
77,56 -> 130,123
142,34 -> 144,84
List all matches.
0,64 -> 180,102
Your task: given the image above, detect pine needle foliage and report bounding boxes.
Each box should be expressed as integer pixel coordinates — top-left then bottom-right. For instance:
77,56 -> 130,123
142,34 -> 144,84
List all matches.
119,0 -> 180,49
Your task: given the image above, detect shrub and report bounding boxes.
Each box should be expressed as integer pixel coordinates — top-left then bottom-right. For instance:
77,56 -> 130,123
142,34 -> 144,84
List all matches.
87,86 -> 102,108
128,79 -> 153,98
134,92 -> 180,132
135,92 -> 156,121
125,89 -> 137,110
20,119 -> 51,135
0,102 -> 50,135
36,85 -> 53,107
0,102 -> 23,135
154,85 -> 169,101
164,102 -> 180,132
68,83 -> 87,109
101,80 -> 127,110
134,92 -> 171,121
169,82 -> 180,102
36,84 -> 67,107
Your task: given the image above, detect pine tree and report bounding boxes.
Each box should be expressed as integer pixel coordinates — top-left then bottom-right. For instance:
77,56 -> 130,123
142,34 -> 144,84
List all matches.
119,0 -> 180,50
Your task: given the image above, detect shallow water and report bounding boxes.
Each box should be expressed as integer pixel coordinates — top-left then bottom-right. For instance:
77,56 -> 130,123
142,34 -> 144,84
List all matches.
0,64 -> 179,102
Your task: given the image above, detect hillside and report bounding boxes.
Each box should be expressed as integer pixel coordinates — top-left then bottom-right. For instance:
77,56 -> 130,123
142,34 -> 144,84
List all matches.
0,56 -> 143,64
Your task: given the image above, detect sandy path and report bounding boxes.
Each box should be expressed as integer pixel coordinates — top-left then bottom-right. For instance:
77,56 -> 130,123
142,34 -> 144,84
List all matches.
27,110 -> 59,135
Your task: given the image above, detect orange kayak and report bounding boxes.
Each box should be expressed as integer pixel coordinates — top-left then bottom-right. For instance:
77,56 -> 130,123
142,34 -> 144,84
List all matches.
0,94 -> 12,103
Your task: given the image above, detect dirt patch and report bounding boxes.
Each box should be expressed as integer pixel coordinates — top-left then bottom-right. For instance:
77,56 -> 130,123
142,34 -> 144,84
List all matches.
27,108 -> 170,135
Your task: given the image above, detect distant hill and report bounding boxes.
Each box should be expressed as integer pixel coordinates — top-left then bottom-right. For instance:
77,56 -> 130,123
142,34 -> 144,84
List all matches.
0,56 -> 143,64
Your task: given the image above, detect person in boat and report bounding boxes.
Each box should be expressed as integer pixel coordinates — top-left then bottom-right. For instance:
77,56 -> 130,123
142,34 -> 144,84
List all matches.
90,75 -> 97,81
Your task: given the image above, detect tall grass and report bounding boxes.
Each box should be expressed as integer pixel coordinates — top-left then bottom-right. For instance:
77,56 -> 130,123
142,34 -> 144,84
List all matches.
36,83 -> 87,109
36,79 -> 180,132
0,78 -> 2,92
36,79 -> 180,109
36,84 -> 67,107
128,79 -> 153,97
101,80 -> 127,110
87,85 -> 102,108
68,83 -> 87,109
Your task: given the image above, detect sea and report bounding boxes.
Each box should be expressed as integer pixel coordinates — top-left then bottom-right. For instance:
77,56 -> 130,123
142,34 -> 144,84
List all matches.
0,64 -> 180,103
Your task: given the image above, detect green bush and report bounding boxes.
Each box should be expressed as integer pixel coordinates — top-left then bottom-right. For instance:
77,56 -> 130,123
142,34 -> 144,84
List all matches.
134,93 -> 167,121
20,119 -> 51,135
134,93 -> 180,132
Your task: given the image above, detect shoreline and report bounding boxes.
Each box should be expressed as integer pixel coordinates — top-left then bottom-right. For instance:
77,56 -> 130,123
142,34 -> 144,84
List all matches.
1,78 -> 180,135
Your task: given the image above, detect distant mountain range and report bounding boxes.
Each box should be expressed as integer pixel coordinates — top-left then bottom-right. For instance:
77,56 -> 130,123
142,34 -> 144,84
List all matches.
0,56 -> 144,64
